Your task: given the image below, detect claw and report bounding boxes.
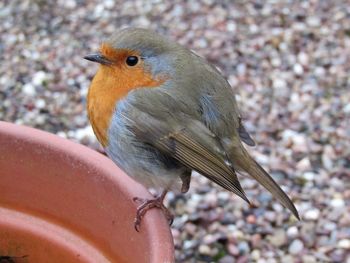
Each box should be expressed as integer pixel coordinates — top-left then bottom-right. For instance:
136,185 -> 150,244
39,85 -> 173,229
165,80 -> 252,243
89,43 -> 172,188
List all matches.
133,190 -> 173,231
133,196 -> 144,203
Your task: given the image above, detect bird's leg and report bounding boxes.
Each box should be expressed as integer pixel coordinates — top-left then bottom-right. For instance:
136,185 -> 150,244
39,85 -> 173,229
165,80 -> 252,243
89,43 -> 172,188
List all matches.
180,174 -> 191,193
133,190 -> 173,232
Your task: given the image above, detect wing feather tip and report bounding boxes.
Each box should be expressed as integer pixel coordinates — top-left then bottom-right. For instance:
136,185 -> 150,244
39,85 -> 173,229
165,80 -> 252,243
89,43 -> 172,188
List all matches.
289,202 -> 300,220
234,187 -> 250,204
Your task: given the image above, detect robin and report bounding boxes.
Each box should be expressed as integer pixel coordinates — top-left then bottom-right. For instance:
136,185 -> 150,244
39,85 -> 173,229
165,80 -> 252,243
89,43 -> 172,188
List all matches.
84,28 -> 299,231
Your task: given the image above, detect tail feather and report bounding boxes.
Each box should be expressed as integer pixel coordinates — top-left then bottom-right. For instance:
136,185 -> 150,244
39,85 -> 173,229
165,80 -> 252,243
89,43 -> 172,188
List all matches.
233,148 -> 300,220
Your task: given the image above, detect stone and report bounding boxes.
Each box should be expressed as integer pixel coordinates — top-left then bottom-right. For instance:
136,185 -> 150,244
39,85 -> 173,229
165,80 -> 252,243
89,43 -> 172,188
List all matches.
302,172 -> 316,181
306,16 -> 321,27
238,241 -> 250,254
296,157 -> 312,171
22,83 -> 36,96
338,239 -> 350,249
32,71 -> 47,86
267,229 -> 287,247
228,244 -> 239,256
251,249 -> 261,260
304,208 -> 320,221
35,99 -> 46,109
331,198 -> 345,208
293,63 -> 304,75
287,226 -> 299,238
219,255 -> 236,263
289,239 -> 304,255
302,255 -> 317,263
247,214 -> 256,224
199,244 -> 212,255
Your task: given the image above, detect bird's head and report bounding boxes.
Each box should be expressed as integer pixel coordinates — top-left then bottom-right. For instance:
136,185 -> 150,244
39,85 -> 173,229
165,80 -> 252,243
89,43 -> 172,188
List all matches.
84,28 -> 180,91
85,28 -> 179,146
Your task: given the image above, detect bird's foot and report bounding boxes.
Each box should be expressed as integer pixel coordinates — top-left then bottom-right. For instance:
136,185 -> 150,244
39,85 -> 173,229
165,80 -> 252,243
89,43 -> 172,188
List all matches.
133,191 -> 173,232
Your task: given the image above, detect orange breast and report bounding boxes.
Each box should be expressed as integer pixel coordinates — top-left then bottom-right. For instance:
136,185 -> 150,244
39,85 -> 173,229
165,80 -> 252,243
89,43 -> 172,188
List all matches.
87,61 -> 164,147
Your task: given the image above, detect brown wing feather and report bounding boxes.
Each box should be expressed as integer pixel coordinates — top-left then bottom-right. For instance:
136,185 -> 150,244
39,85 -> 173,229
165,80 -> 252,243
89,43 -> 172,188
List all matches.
157,131 -> 249,202
131,113 -> 250,203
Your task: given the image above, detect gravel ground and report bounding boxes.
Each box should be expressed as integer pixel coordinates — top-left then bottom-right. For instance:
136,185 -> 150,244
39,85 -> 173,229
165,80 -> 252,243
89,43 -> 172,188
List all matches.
1,0 -> 350,262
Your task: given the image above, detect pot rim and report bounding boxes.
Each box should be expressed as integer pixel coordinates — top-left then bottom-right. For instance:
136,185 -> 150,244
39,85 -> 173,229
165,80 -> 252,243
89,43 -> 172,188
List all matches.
0,121 -> 174,263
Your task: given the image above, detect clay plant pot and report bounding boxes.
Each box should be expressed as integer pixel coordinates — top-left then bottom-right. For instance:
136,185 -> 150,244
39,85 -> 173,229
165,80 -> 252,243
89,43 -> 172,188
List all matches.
0,121 -> 174,263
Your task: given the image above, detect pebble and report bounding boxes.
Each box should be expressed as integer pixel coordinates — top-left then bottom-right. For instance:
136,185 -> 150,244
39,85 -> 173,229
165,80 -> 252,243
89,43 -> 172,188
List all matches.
32,71 -> 48,86
293,63 -> 304,75
198,244 -> 211,255
282,256 -> 294,263
22,83 -> 36,96
287,226 -> 299,238
183,240 -> 196,250
289,239 -> 304,255
302,172 -> 316,181
338,239 -> 350,249
297,52 -> 309,66
238,241 -> 250,254
246,214 -> 256,224
35,99 -> 46,109
251,234 -> 262,248
302,255 -> 317,263
219,255 -> 236,263
71,126 -> 95,141
267,229 -> 287,247
273,78 -> 287,89
251,249 -> 260,260
296,157 -> 312,171
226,22 -> 236,32
343,104 -> 350,114
304,208 -> 320,221
264,211 -> 277,222
228,244 -> 239,256
323,222 -> 337,233
330,198 -> 345,208
306,16 -> 321,27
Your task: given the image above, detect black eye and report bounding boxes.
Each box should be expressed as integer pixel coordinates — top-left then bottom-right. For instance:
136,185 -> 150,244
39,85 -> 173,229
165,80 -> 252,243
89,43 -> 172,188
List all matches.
126,56 -> 139,66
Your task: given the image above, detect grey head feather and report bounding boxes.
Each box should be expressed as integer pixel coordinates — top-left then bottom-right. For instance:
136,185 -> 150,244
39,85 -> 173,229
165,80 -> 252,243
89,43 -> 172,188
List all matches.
107,27 -> 181,58
107,27 -> 186,78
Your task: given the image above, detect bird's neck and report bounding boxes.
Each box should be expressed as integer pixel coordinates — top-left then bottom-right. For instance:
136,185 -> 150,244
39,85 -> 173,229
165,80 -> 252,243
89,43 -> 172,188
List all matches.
87,65 -> 164,147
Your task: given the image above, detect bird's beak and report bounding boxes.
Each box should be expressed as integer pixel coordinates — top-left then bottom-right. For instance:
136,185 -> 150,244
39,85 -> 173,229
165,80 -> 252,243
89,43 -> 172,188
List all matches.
84,53 -> 112,65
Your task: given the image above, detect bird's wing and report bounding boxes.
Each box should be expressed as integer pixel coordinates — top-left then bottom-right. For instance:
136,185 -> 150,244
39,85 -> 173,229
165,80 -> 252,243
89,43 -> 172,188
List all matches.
190,51 -> 255,146
127,108 -> 249,203
238,117 -> 255,146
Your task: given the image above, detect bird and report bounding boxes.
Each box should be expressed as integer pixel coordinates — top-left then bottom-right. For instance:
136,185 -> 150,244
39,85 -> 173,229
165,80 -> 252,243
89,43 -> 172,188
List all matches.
84,28 -> 299,231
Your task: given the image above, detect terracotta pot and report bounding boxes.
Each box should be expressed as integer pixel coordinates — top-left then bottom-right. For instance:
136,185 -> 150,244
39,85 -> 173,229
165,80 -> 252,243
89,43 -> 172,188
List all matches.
0,121 -> 174,263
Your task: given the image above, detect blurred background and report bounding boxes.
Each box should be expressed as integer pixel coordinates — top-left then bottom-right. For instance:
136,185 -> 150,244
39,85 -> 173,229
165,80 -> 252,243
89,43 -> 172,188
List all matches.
0,0 -> 349,262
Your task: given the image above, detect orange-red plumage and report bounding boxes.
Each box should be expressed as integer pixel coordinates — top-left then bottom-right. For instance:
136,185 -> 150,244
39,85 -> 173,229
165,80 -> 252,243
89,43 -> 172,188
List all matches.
87,44 -> 165,146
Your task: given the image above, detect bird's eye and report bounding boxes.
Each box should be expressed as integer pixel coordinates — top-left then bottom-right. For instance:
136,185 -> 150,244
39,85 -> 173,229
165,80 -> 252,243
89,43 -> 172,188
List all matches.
126,56 -> 139,66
